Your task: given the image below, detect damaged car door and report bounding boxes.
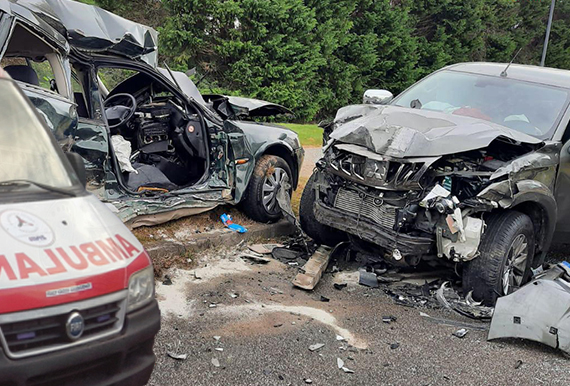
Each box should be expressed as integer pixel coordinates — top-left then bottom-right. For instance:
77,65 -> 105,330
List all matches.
69,56 -> 235,227
0,3 -> 77,145
301,63 -> 570,305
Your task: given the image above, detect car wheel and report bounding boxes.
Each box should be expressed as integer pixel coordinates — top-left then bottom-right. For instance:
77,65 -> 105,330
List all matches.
463,211 -> 535,306
299,171 -> 348,246
241,155 -> 292,223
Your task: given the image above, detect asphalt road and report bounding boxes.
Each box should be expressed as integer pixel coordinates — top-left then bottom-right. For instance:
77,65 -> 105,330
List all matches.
148,246 -> 570,386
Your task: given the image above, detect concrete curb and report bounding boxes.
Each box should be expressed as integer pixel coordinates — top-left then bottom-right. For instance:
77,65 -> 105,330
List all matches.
143,219 -> 297,259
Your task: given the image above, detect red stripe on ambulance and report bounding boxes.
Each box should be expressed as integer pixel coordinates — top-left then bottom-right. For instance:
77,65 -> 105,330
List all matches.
0,234 -> 151,314
0,251 -> 150,313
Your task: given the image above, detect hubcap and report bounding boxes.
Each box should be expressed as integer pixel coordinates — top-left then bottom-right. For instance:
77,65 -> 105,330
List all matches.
262,167 -> 289,214
502,234 -> 529,295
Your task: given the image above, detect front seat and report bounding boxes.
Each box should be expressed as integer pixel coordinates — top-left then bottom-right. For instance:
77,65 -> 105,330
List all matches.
4,65 -> 40,86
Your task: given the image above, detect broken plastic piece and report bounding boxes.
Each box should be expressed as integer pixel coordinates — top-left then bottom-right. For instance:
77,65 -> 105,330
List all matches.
220,213 -> 247,233
337,358 -> 344,369
292,246 -> 332,290
420,184 -> 450,206
167,352 -> 187,360
359,271 -> 378,288
334,283 -> 347,290
452,328 -> 468,338
309,343 -> 325,352
488,262 -> 570,355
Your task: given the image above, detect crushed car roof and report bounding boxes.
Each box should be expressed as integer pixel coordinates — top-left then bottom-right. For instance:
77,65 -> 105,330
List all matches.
447,62 -> 570,89
5,0 -> 158,66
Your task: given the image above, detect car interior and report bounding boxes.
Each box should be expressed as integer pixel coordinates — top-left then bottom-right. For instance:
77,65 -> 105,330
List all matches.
0,23 -> 68,98
98,68 -> 210,193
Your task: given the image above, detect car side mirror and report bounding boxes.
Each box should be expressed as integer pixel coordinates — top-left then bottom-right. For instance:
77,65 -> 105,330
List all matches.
66,152 -> 87,187
363,89 -> 394,105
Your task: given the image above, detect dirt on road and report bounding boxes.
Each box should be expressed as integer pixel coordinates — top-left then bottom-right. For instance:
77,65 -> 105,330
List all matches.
149,244 -> 570,386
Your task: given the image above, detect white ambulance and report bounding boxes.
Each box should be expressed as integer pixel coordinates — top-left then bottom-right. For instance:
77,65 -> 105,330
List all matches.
0,67 -> 160,385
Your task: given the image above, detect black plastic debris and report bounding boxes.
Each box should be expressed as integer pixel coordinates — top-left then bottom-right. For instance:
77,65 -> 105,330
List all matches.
320,296 -> 330,302
359,271 -> 378,288
272,247 -> 301,261
334,283 -> 347,290
390,343 -> 400,350
515,360 -> 523,369
382,315 -> 397,324
162,275 -> 173,285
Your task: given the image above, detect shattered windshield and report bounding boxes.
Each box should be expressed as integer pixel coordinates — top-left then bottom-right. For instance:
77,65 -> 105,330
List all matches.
393,70 -> 569,139
0,79 -> 74,189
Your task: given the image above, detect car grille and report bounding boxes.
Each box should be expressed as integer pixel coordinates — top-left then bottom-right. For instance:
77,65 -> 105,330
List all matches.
0,291 -> 126,359
328,148 -> 429,189
334,188 -> 397,229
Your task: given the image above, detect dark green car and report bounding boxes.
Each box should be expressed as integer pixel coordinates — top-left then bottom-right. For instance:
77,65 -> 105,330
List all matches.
0,0 -> 304,227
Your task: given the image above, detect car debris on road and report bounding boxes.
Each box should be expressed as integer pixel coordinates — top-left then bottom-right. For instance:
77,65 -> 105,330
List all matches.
292,246 -> 333,290
488,261 -> 570,355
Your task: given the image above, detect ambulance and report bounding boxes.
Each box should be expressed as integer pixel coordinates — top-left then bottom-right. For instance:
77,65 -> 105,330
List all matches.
0,67 -> 160,385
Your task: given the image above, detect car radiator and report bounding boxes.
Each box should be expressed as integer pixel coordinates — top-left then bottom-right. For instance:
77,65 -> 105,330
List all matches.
333,188 -> 397,229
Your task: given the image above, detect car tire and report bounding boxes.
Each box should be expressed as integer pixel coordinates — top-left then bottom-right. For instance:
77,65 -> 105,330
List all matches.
299,171 -> 348,246
462,211 -> 535,306
241,155 -> 292,223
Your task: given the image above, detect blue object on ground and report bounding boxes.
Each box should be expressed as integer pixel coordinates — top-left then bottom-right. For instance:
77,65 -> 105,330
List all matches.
220,213 -> 247,233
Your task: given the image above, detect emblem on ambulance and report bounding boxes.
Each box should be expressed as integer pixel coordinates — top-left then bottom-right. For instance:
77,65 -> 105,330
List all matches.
0,210 -> 55,247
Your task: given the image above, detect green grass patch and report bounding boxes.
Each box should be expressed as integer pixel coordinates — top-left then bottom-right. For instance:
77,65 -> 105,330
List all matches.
279,123 -> 322,148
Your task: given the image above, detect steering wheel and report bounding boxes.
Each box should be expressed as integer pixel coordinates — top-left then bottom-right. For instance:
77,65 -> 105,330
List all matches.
103,93 -> 137,129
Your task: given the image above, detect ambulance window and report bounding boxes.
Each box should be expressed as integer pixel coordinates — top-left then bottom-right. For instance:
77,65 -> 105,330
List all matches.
0,23 -> 69,98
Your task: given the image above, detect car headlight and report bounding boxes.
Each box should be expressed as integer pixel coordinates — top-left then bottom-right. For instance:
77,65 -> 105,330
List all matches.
127,266 -> 154,312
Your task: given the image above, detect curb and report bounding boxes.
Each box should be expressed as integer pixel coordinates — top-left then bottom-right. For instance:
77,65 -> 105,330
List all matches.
143,219 -> 297,259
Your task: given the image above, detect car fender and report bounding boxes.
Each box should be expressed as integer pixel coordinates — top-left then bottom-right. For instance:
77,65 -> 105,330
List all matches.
480,179 -> 557,266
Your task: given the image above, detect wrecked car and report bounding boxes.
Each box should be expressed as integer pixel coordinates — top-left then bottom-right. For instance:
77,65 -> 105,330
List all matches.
0,0 -> 303,228
301,62 -> 570,305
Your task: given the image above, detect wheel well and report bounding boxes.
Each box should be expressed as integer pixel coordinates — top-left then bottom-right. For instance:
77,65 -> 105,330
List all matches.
511,202 -> 549,254
261,145 -> 299,189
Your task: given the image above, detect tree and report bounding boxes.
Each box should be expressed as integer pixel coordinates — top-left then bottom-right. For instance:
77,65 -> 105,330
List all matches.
160,0 -> 326,120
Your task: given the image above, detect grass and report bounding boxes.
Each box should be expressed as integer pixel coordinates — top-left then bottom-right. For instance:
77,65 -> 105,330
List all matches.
278,123 -> 322,148
291,176 -> 308,216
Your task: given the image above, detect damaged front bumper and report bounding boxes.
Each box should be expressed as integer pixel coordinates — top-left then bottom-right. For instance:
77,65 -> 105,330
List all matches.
313,199 -> 433,258
488,262 -> 570,355
311,166 -> 488,265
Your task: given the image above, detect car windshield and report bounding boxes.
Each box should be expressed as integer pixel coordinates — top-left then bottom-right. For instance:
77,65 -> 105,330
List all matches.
393,70 -> 570,139
0,79 -> 74,189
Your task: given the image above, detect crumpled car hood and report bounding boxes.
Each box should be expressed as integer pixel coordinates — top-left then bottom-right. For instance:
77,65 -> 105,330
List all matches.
203,94 -> 293,118
329,104 -> 543,158
15,0 -> 158,66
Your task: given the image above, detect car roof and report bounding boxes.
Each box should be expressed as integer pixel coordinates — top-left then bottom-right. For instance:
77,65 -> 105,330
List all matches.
446,62 -> 570,89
